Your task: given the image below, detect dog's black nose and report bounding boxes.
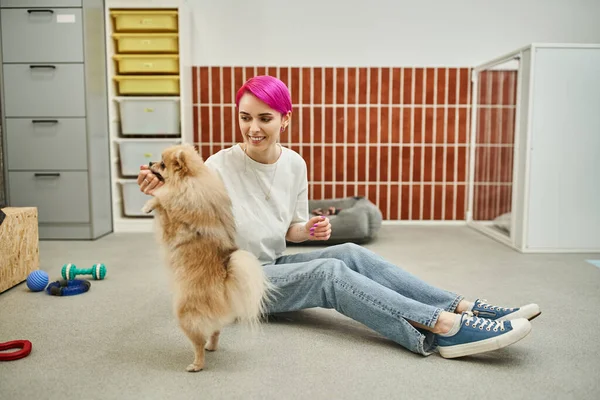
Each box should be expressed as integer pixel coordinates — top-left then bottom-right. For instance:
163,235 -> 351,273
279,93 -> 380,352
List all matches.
149,161 -> 155,167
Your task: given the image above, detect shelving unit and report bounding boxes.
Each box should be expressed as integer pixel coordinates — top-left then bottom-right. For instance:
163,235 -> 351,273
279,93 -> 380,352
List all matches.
104,0 -> 192,232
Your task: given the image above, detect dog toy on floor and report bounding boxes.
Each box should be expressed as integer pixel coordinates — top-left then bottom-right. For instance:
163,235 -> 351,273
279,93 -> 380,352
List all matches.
46,279 -> 91,296
0,340 -> 32,361
61,263 -> 107,280
26,270 -> 49,292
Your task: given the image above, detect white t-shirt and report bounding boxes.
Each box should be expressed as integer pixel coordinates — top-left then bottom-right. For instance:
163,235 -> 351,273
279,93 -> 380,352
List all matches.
204,144 -> 309,265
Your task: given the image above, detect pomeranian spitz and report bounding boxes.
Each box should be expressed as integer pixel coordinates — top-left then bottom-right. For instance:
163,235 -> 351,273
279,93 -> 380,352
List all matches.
141,144 -> 274,372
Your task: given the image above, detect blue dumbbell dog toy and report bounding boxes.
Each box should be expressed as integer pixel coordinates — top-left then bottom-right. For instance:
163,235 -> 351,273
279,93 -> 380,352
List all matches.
61,263 -> 107,280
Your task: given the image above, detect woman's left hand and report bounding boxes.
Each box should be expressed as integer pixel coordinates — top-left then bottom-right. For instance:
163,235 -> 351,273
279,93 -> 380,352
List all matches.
305,215 -> 332,241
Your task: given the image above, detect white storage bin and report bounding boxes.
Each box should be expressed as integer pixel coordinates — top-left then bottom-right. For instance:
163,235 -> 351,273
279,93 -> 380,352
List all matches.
121,181 -> 153,217
118,98 -> 180,136
118,140 -> 180,177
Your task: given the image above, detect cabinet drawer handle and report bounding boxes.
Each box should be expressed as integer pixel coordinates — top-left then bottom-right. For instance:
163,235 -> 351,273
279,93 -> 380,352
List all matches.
27,9 -> 54,14
34,173 -> 60,178
30,65 -> 56,70
32,120 -> 59,124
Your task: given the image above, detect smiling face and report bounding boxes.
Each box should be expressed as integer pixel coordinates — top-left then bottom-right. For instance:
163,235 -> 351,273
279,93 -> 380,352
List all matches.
238,93 -> 290,154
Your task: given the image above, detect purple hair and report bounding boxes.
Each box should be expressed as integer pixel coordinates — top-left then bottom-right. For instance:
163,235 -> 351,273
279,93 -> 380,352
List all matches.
235,75 -> 292,115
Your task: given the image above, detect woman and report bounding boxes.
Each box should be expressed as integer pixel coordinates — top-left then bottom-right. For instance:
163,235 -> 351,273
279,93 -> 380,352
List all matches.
137,75 -> 540,358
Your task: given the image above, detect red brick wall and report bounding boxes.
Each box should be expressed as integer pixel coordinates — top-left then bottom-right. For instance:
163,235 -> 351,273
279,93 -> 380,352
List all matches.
192,66 -> 473,221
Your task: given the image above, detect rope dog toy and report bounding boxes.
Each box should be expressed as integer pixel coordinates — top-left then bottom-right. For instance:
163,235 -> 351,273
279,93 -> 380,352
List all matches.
46,279 -> 91,296
0,340 -> 32,361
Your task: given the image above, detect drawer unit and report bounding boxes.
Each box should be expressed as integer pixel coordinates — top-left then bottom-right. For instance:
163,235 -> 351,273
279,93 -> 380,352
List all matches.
8,171 -> 90,224
0,0 -> 82,7
120,181 -> 153,217
113,54 -> 179,74
112,33 -> 178,53
113,75 -> 179,96
118,98 -> 180,135
5,118 -> 88,170
0,8 -> 83,63
1,0 -> 114,239
118,140 -> 180,176
2,64 -> 85,117
110,10 -> 178,32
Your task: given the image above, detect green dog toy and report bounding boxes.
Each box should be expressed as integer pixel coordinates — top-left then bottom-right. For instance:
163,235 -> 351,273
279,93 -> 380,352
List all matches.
61,263 -> 107,281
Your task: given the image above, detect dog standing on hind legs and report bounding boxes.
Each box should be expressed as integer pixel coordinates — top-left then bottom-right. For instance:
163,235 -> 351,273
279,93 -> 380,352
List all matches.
141,144 -> 276,372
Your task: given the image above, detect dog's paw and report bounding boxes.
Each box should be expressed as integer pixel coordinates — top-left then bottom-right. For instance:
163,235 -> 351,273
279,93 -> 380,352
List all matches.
141,198 -> 159,214
141,202 -> 155,214
186,363 -> 204,372
204,343 -> 218,352
141,206 -> 153,214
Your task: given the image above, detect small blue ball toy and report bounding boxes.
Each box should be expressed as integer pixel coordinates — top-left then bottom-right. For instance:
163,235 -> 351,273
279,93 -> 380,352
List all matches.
26,270 -> 49,292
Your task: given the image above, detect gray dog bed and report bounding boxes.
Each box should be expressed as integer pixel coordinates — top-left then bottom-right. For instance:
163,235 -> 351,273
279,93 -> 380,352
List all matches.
288,196 -> 383,245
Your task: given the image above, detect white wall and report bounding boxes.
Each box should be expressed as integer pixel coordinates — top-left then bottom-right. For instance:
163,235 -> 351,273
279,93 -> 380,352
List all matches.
187,0 -> 600,66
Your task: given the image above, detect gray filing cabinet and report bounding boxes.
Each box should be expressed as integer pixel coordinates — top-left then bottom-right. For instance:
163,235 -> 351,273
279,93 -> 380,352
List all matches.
0,0 -> 113,239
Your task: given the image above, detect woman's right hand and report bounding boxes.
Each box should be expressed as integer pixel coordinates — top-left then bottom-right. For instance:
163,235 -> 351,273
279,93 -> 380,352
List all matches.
137,165 -> 163,195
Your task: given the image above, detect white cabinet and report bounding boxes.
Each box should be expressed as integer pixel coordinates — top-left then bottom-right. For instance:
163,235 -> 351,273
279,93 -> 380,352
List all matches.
467,43 -> 600,253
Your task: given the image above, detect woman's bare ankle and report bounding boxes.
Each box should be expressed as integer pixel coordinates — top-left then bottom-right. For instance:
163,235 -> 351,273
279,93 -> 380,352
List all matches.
432,311 -> 459,335
407,311 -> 461,334
455,299 -> 474,314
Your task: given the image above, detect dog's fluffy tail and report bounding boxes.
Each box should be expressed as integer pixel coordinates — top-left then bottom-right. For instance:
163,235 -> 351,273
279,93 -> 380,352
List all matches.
225,249 -> 277,330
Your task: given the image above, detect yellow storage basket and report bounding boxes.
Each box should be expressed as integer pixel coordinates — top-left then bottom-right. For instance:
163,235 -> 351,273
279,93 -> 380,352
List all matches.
113,54 -> 179,74
114,75 -> 180,96
112,33 -> 178,54
110,10 -> 178,32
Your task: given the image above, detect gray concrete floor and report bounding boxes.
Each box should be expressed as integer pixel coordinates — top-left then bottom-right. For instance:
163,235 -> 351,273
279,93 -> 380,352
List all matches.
1,225 -> 599,400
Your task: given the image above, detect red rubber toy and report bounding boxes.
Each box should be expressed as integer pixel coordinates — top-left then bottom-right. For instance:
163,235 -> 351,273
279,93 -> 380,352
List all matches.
0,340 -> 32,361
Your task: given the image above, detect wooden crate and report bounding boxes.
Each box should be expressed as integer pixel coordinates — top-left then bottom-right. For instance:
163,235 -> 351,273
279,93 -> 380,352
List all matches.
0,207 -> 40,293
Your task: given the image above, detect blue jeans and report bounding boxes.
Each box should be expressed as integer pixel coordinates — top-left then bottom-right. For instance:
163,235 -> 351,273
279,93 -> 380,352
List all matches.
263,243 -> 463,355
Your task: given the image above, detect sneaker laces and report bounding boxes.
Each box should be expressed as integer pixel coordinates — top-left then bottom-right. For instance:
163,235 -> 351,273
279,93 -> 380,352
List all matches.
476,299 -> 515,312
463,311 -> 506,332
